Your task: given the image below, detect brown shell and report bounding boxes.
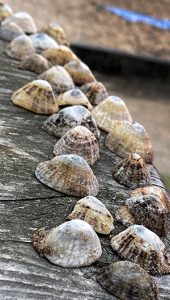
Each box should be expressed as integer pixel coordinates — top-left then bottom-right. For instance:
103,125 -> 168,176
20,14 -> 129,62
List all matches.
105,121 -> 154,163
42,46 -> 78,66
56,89 -> 93,110
3,12 -> 37,34
6,34 -> 35,60
0,3 -> 13,21
0,22 -> 24,42
44,22 -> 69,46
80,81 -> 108,106
115,206 -> 135,227
19,54 -> 51,74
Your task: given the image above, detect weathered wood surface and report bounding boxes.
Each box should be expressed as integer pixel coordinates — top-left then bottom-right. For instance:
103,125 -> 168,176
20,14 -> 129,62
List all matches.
0,39 -> 169,299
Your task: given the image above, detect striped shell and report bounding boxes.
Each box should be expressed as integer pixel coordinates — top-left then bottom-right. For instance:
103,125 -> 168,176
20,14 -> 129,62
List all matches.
56,89 -> 93,110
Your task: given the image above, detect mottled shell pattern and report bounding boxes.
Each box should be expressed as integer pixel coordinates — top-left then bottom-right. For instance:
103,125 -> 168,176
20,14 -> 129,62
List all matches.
56,88 -> 93,110
81,81 -> 108,106
113,153 -> 150,189
44,22 -> 70,46
64,60 -> 96,86
19,54 -> 51,74
67,196 -> 114,234
39,65 -> 74,95
3,11 -> 37,34
97,260 -> 159,300
35,154 -> 99,197
42,46 -> 78,66
11,79 -> 59,114
6,34 -> 35,60
92,96 -> 132,132
42,105 -> 100,139
105,121 -> 154,163
0,3 -> 13,21
29,32 -> 58,52
32,220 -> 102,267
115,206 -> 135,227
53,126 -> 99,166
0,21 -> 24,42
110,224 -> 170,275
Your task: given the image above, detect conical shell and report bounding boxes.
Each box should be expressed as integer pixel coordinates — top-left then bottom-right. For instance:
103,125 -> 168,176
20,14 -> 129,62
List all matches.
64,60 -> 96,86
11,79 -> 59,114
113,153 -> 150,189
44,22 -> 69,46
3,12 -> 37,34
81,81 -> 108,106
29,32 -> 58,52
110,225 -> 170,275
105,121 -> 154,163
67,196 -> 114,234
6,34 -> 35,60
0,22 -> 24,42
56,89 -> 93,110
35,154 -> 99,197
39,65 -> 74,95
42,46 -> 78,66
115,206 -> 135,227
32,220 -> 102,267
53,126 -> 99,166
97,260 -> 159,299
42,105 -> 100,139
92,96 -> 132,132
19,54 -> 51,74
0,3 -> 13,21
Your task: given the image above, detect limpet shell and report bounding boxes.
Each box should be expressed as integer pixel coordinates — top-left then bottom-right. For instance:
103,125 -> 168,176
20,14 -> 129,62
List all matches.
44,22 -> 69,46
3,11 -> 37,34
64,60 -> 96,86
92,96 -> 132,132
53,126 -> 99,166
105,121 -> 154,163
0,22 -> 24,42
97,260 -> 159,299
39,65 -> 74,95
0,3 -> 13,21
110,224 -> 170,275
115,206 -> 135,227
6,34 -> 35,60
67,196 -> 114,234
35,154 -> 99,197
81,81 -> 108,106
113,153 -> 150,189
29,32 -> 58,52
19,54 -> 51,74
32,220 -> 102,267
56,88 -> 93,110
42,46 -> 78,66
42,105 -> 100,139
11,79 -> 59,114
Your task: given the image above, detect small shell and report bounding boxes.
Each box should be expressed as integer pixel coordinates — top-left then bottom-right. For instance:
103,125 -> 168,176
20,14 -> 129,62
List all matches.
81,81 -> 108,106
0,22 -> 24,42
39,65 -> 74,95
53,126 -> 99,166
19,54 -> 51,74
97,260 -> 159,299
67,196 -> 114,234
105,121 -> 154,163
115,206 -> 135,227
6,34 -> 35,60
3,11 -> 37,34
92,96 -> 132,132
11,79 -> 59,114
110,224 -> 170,275
64,60 -> 96,86
56,89 -> 93,110
113,153 -> 150,189
29,32 -> 58,52
35,154 -> 99,197
44,22 -> 69,46
42,105 -> 100,139
32,220 -> 102,267
42,46 -> 78,66
0,3 -> 13,21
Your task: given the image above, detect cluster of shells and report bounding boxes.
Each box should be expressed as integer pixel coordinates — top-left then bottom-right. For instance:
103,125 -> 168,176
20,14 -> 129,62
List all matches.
2,3 -> 170,299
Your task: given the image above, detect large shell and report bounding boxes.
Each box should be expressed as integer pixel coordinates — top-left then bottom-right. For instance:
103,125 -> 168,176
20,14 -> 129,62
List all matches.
64,60 -> 96,86
113,153 -> 150,189
35,154 -> 99,197
81,81 -> 108,106
11,79 -> 59,114
44,22 -> 69,46
19,54 -> 51,74
97,260 -> 159,299
42,105 -> 100,139
110,225 -> 170,275
67,196 -> 114,234
42,46 -> 78,66
0,3 -> 13,21
53,126 -> 99,166
56,89 -> 93,110
29,32 -> 58,52
105,121 -> 154,163
3,12 -> 37,34
0,22 -> 24,42
32,220 -> 102,267
6,34 -> 35,60
92,96 -> 132,132
39,65 -> 74,95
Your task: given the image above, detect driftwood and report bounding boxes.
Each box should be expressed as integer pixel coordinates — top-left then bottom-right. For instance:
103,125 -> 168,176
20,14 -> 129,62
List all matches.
0,39 -> 169,299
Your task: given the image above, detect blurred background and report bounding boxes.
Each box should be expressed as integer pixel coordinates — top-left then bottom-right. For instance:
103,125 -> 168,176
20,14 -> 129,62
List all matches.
7,0 -> 170,190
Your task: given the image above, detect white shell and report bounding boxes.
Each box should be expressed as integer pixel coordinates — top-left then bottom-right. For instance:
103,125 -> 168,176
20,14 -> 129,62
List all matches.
3,12 -> 37,34
29,32 -> 58,51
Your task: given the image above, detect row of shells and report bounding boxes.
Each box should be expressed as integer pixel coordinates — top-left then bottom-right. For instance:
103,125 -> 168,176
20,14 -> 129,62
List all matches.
2,3 -> 169,299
